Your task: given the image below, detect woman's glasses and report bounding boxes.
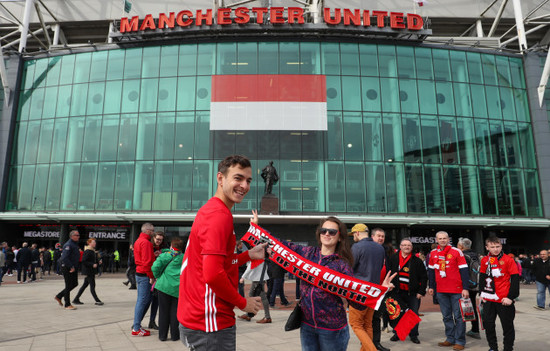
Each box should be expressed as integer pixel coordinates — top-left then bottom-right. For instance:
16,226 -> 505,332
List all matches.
319,228 -> 339,236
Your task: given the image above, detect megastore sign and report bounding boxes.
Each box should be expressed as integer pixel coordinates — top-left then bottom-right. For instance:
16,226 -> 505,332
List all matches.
118,7 -> 428,36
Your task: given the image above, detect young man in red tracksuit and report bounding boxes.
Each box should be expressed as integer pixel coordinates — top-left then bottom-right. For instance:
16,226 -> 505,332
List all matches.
479,236 -> 519,351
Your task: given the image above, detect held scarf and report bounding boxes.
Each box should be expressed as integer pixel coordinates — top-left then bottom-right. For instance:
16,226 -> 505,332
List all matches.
398,253 -> 412,291
242,223 -> 389,310
480,252 -> 504,301
436,245 -> 452,278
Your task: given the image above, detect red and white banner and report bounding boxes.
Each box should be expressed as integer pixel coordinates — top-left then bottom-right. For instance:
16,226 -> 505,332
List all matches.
210,74 -> 327,131
241,223 -> 389,310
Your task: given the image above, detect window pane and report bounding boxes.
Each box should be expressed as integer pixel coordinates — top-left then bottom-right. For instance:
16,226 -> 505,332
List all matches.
524,170 -> 542,216
363,113 -> 383,161
217,42 -> 237,75
378,45 -> 397,77
73,53 -> 91,83
139,78 -> 158,112
450,50 -> 468,82
424,164 -> 444,213
46,56 -> 61,86
23,121 -> 40,164
503,122 -> 520,167
87,82 -> 105,116
495,168 -> 512,215
142,46 -> 160,78
134,161 -> 154,210
386,162 -> 406,213
366,162 -> 386,212
258,42 -> 278,74
177,77 -> 196,111
155,113 -> 175,160
59,55 -> 75,85
121,79 -> 140,113
508,169 -> 526,216
280,42 -> 300,74
432,49 -> 451,81
402,114 -> 422,163
326,161 -> 345,211
435,82 -> 455,116
485,86 -> 502,119
6,166 -> 21,210
380,78 -> 400,112
280,131 -> 301,159
179,44 -> 197,76
118,114 -> 138,160
518,123 -> 536,168
343,112 -> 363,160
342,76 -> 361,111
33,165 -> 51,210
106,50 -> 124,80
51,118 -> 68,162
303,161 -> 324,212
96,162 -> 116,210
405,164 -> 425,213
194,112 -> 210,159
36,119 -> 54,163
173,161 -> 193,210
90,50 -> 108,82
99,114 -> 120,161
456,117 -> 477,165
175,112 -> 195,159
29,88 -> 44,120
421,115 -> 440,163
470,84 -> 488,118
479,167 -> 497,215
82,116 -> 101,162
415,47 -> 434,80
322,43 -> 340,75
346,162 -> 366,212
489,121 -> 506,166
397,46 -> 416,79
443,165 -> 463,213
300,42 -> 321,74
399,79 -> 419,114
124,48 -> 143,79
417,80 -> 437,115
514,89 -> 529,122
439,117 -> 458,164
466,52 -> 484,84
474,119 -> 491,165
158,77 -> 177,112
18,165 -> 35,210
61,163 -> 80,210
114,162 -> 135,210
453,83 -> 472,117
192,161 -> 213,209
359,44 -> 378,77
152,161 -> 174,210
326,76 -> 342,111
461,165 -> 481,214
104,80 -> 122,114
383,113 -> 403,162
509,58 -> 525,89
56,85 -> 72,117
46,164 -> 63,210
341,43 -> 359,75
237,42 -> 258,74
136,113 -> 156,160
70,83 -> 88,116
280,160 -> 301,212
196,76 -> 211,110
197,43 -> 215,75
159,45 -> 179,77
361,77 -> 381,112
327,112 -> 343,160
481,54 -> 497,85
495,56 -> 511,87
12,122 -> 27,165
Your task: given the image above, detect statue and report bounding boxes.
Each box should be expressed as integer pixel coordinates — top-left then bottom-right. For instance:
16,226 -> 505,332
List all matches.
261,161 -> 279,195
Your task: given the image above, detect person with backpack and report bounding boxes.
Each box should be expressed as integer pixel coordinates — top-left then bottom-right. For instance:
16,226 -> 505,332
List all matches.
457,237 -> 481,340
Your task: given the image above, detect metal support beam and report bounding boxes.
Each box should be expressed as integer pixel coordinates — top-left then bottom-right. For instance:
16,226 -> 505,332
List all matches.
511,0 -> 528,52
34,1 -> 51,48
538,50 -> 550,107
476,19 -> 484,37
0,46 -> 10,103
501,24 -> 548,46
488,0 -> 508,37
18,0 -> 34,53
4,27 -> 47,50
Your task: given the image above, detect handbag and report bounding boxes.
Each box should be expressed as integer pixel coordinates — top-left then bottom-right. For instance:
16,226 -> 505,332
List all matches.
284,301 -> 302,331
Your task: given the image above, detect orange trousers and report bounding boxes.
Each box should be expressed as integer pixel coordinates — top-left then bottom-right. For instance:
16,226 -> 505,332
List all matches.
349,305 -> 376,351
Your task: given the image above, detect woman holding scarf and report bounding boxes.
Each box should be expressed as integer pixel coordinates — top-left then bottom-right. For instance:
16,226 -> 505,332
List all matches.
277,216 -> 394,351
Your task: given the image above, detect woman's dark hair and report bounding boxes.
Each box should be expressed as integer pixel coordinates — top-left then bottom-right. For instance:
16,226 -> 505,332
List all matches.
315,216 -> 354,266
171,237 -> 184,251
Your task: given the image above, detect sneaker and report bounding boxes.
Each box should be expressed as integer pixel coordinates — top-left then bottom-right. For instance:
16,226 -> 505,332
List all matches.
17,281 -> 21,284
131,328 -> 150,336
410,337 -> 421,344
466,330 -> 481,339
148,321 -> 159,330
390,334 -> 399,342
65,305 -> 77,310
95,301 -> 104,306
533,305 -> 546,311
72,300 -> 84,305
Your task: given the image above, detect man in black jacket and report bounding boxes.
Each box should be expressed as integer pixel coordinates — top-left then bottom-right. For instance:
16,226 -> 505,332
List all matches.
388,238 -> 427,344
30,243 -> 40,281
54,230 -> 81,310
16,242 -> 32,283
532,250 -> 550,310
457,238 -> 481,339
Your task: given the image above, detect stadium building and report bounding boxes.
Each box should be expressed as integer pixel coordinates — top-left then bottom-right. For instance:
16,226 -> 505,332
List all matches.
0,0 -> 550,255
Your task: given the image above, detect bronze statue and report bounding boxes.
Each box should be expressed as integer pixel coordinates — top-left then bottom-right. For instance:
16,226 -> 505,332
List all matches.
261,161 -> 279,195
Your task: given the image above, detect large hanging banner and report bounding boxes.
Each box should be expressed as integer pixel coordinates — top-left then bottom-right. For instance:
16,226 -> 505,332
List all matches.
241,223 -> 389,310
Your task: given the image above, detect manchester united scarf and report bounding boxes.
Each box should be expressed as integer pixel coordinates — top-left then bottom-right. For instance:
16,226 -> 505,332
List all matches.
241,223 -> 389,310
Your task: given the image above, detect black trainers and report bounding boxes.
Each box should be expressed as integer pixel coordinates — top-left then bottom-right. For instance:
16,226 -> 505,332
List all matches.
95,301 -> 104,306
390,334 -> 399,342
148,321 -> 159,330
72,300 -> 84,305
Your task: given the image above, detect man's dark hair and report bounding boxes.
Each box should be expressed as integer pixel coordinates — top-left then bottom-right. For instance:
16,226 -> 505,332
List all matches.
171,237 -> 184,251
485,236 -> 501,245
218,155 -> 251,175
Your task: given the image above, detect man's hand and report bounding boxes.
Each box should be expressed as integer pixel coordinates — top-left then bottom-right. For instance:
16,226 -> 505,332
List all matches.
250,210 -> 258,225
501,297 -> 513,306
93,263 -> 97,268
150,278 -> 155,285
417,293 -> 423,299
462,289 -> 469,299
248,243 -> 268,260
69,267 -> 75,273
381,271 -> 397,290
428,288 -> 434,296
241,296 -> 262,314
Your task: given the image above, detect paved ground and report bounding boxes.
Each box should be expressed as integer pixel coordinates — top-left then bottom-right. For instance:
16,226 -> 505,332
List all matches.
1,272 -> 549,350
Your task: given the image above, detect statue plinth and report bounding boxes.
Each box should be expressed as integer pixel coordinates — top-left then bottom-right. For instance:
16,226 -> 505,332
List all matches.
260,194 -> 279,215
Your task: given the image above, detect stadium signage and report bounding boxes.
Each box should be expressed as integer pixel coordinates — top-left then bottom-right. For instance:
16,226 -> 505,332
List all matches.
119,7 -> 425,33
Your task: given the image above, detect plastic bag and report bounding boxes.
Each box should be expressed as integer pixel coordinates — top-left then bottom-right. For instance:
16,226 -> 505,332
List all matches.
459,297 -> 476,322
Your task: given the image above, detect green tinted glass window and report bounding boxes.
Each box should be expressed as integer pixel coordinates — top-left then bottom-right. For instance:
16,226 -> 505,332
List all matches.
139,78 -> 158,112
136,113 -> 156,160
456,117 -> 477,165
500,87 -> 516,120
480,167 -> 498,214
342,76 -> 361,111
46,56 -> 62,86
322,43 -> 340,75
155,113 -> 175,160
191,161 -> 212,209
503,122 -> 520,167
90,51 -> 108,82
343,112 -> 363,160
197,43 -> 215,75
453,83 -> 472,117
346,162 -> 366,212
405,164 -> 425,213
382,113 -> 403,162
217,42 -> 237,75
152,161 -> 174,210
33,59 -> 47,89
415,47 -> 434,80
36,119 -> 54,163
12,122 -> 27,165
51,118 -> 68,162
43,86 -> 58,119
59,55 -> 75,85
470,84 -> 488,118
303,161 -> 324,212
396,46 -> 416,79
173,161 -> 193,210
366,162 -> 386,212
435,82 -> 455,116
399,79 -> 419,114
106,50 -> 124,80
99,114 -> 120,161
514,89 -> 529,122
327,112 -> 343,160
237,42 -> 258,74
380,78 -> 400,112
450,51 -> 468,82
509,58 -> 525,89
194,112 -> 210,159
495,168 -> 512,215
46,164 -> 63,210
96,162 -> 116,210
361,77 -> 381,112
341,43 -> 360,76
485,85 -> 502,119
196,76 -> 211,110
443,165 -> 463,213
508,169 -> 526,216
18,165 -> 35,209
18,90 -> 31,121
177,77 -> 196,111
280,42 -> 300,74
439,117 -> 458,164
424,164 -> 443,213
32,165 -> 49,210
142,46 -> 161,78
359,44 -> 378,77
174,112 -> 195,160
158,77 -> 177,112
326,76 -> 342,110
87,82 -> 104,115
466,52 -> 483,84
417,80 -> 437,115
402,114 -> 422,163
82,116 -> 101,161
378,45 -> 397,77
524,169 -> 542,216
56,85 -> 72,117
118,114 -> 138,161
518,123 -> 536,168
495,56 -> 511,87
300,42 -> 321,74
104,80 -> 122,114
420,115 -> 440,163
432,49 -> 451,81
22,60 -> 36,90
386,162 -> 406,213
461,165 -> 481,214
5,166 -> 21,210
23,121 -> 40,164
74,53 -> 91,84
363,113 -> 383,161
70,83 -> 88,117
258,42 -> 278,74
133,161 -> 153,210
280,160 -> 301,212
179,44 -> 197,76
159,45 -> 179,77
114,162 -> 135,210
121,79 -> 140,113
124,48 -> 143,79
326,161 -> 345,211
29,87 -> 44,120
481,54 -> 497,86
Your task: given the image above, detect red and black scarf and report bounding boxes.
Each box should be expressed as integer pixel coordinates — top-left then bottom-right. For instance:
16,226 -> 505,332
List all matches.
437,245 -> 452,277
398,252 -> 412,291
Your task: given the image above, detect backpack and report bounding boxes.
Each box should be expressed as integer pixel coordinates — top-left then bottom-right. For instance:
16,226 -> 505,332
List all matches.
465,253 -> 481,291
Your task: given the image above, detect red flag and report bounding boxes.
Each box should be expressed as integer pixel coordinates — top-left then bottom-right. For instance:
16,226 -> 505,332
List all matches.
385,291 -> 422,341
394,309 -> 422,340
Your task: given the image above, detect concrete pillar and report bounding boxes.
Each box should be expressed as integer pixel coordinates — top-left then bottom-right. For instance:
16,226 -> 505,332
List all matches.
129,223 -> 140,245
59,223 -> 69,245
473,228 -> 484,255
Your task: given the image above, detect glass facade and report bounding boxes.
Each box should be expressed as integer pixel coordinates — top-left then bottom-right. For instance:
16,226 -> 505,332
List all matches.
6,41 -> 542,217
